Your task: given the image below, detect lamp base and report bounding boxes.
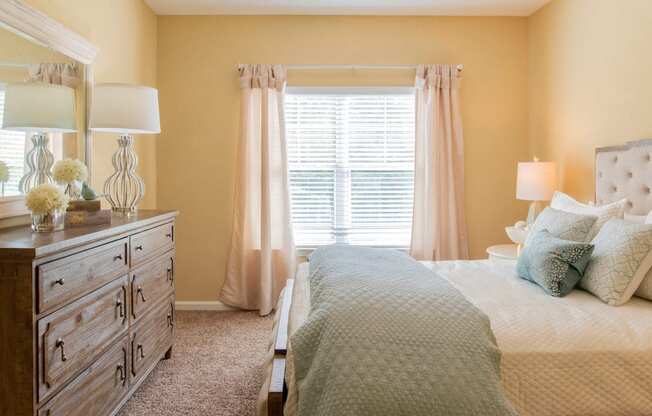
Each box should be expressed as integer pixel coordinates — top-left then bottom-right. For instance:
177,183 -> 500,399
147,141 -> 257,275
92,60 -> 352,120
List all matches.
526,201 -> 543,227
103,135 -> 145,214
19,133 -> 54,194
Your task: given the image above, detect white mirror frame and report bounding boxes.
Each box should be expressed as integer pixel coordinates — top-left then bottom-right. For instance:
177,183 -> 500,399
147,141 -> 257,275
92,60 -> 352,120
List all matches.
0,0 -> 98,219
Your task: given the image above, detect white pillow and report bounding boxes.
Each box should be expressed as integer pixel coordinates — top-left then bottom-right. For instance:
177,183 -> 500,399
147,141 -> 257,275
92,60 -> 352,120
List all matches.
550,191 -> 627,241
624,213 -> 648,224
635,213 -> 652,301
581,219 -> 652,306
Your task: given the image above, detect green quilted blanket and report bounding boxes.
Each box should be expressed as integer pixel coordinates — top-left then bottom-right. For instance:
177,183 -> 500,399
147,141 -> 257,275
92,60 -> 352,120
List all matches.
291,245 -> 517,416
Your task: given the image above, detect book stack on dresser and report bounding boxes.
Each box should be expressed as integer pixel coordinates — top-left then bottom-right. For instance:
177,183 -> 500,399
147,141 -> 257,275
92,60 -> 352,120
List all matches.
0,210 -> 178,416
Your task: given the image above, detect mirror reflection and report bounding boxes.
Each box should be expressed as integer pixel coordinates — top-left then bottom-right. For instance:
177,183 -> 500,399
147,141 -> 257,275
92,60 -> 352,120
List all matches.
0,23 -> 86,198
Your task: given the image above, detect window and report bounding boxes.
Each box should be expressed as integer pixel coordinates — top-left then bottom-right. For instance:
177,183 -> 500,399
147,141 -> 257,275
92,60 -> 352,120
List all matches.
0,86 -> 26,197
285,87 -> 415,248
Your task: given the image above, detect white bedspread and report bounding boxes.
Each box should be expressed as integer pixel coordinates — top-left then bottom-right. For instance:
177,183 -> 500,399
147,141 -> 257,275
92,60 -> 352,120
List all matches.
278,260 -> 652,416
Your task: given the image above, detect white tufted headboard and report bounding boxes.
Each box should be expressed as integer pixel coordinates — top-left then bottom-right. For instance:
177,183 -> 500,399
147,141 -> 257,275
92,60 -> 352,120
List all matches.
596,139 -> 652,215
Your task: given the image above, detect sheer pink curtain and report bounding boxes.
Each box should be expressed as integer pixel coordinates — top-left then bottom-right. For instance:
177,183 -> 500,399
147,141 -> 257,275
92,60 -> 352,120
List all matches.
221,64 -> 296,316
410,64 -> 469,261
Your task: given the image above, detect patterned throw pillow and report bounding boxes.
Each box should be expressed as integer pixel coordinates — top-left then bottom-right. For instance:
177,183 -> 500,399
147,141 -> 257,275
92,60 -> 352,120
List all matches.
525,207 -> 598,247
550,191 -> 627,241
517,230 -> 594,297
635,212 -> 652,301
581,219 -> 652,306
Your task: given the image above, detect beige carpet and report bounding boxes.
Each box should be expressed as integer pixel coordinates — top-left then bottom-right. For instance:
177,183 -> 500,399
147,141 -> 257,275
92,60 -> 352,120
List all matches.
118,311 -> 272,416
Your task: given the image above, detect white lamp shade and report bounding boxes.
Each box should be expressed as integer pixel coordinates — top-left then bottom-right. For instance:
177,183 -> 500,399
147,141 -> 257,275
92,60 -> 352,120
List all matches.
516,161 -> 557,201
2,83 -> 76,133
90,83 -> 160,134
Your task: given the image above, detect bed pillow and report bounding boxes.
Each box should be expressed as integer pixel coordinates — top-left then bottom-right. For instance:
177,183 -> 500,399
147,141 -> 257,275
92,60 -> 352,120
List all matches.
550,191 -> 627,241
580,219 -> 652,306
525,207 -> 597,246
517,230 -> 594,297
635,213 -> 652,300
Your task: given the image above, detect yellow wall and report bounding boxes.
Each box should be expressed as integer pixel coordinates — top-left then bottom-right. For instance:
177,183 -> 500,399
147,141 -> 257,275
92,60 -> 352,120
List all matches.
528,0 -> 652,202
22,0 -> 159,209
157,15 -> 530,302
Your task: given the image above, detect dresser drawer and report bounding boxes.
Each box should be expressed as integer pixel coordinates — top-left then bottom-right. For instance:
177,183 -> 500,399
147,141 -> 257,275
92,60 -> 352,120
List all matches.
130,223 -> 174,266
37,276 -> 129,402
131,251 -> 175,322
38,238 -> 129,314
38,336 -> 129,416
131,295 -> 174,386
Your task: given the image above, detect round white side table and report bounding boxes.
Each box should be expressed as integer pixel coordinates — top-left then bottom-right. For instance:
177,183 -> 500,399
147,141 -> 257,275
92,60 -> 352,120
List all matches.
486,244 -> 519,262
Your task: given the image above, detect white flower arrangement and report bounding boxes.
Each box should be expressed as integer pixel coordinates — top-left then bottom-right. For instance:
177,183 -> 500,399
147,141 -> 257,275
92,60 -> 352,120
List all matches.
0,161 -> 9,183
52,159 -> 88,184
25,184 -> 69,215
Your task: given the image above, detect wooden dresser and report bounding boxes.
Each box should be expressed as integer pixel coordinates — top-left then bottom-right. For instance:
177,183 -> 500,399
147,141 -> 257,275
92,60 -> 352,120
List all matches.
0,210 -> 178,416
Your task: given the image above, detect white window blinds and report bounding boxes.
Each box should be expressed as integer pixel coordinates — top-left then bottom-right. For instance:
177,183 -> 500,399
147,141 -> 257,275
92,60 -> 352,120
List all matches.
0,88 -> 26,196
285,87 -> 415,248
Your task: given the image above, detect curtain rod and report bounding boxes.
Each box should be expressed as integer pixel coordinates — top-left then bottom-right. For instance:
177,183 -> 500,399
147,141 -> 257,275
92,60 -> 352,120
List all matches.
237,64 -> 463,71
0,61 -> 30,68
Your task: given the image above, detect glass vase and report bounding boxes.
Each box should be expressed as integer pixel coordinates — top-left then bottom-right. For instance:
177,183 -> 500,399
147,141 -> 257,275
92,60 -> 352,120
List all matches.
31,209 -> 65,233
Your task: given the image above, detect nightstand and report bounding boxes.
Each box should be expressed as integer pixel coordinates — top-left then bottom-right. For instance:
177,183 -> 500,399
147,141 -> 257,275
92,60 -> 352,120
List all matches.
486,244 -> 519,262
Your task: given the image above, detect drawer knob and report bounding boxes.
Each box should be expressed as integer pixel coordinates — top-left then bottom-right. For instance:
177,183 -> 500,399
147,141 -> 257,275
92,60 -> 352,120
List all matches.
116,364 -> 126,381
167,267 -> 173,282
165,233 -> 172,238
137,344 -> 145,359
137,286 -> 147,302
135,245 -> 143,251
55,338 -> 67,362
113,254 -> 123,261
167,313 -> 174,328
53,278 -> 65,286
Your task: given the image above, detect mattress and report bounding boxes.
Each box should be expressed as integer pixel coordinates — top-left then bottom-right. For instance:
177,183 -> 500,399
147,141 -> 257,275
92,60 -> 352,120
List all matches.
272,259 -> 652,416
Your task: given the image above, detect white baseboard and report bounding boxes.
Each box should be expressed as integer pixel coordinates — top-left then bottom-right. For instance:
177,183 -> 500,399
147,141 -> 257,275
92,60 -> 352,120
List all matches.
175,300 -> 236,311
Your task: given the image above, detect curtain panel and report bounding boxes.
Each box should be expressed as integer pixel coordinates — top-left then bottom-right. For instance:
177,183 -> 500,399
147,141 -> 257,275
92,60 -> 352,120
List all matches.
410,64 -> 469,261
27,62 -> 81,88
221,64 -> 296,316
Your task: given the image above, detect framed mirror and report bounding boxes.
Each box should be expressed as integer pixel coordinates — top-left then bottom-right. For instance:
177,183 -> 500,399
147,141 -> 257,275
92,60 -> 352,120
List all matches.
0,0 -> 97,219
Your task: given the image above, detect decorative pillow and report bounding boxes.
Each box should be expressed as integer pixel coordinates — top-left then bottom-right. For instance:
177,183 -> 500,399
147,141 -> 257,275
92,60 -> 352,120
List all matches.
525,207 -> 597,246
581,219 -> 652,306
550,191 -> 627,241
635,213 -> 652,300
517,230 -> 594,297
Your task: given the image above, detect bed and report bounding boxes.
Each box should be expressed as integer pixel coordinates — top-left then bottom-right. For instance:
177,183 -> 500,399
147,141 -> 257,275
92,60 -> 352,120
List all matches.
259,139 -> 652,416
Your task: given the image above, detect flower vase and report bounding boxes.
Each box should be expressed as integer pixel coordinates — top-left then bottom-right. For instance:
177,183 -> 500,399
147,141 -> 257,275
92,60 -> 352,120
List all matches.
31,209 -> 65,232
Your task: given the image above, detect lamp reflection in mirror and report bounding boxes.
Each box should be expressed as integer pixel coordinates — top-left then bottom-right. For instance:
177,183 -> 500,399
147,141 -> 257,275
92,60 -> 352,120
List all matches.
516,158 -> 557,226
1,83 -> 76,193
90,83 -> 160,214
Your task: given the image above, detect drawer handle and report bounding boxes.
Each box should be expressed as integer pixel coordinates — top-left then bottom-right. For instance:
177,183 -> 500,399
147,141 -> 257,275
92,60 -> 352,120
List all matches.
165,233 -> 172,238
55,338 -> 67,362
135,245 -> 143,252
116,364 -> 126,381
53,278 -> 65,286
137,286 -> 147,302
167,267 -> 173,282
113,254 -> 123,261
116,298 -> 125,318
137,344 -> 145,359
167,313 -> 174,328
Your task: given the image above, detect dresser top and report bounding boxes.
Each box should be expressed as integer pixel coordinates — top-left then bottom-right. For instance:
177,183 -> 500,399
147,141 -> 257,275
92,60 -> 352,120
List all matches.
0,209 -> 178,259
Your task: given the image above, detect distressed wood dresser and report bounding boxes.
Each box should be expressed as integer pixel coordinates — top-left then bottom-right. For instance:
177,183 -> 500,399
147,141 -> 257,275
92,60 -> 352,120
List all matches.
0,210 -> 178,416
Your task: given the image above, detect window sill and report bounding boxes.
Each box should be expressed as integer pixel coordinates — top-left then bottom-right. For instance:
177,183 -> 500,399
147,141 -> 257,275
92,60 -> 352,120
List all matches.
296,245 -> 409,258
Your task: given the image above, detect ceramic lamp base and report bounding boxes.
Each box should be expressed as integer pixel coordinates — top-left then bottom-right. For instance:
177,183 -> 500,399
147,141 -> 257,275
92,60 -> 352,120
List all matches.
526,201 -> 543,226
103,135 -> 145,214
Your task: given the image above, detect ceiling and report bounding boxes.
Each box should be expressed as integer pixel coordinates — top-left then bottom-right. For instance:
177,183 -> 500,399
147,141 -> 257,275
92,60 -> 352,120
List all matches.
144,0 -> 552,16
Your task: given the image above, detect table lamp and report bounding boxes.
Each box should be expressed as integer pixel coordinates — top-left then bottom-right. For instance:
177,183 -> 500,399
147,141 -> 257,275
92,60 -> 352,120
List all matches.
2,83 -> 76,193
516,158 -> 557,226
89,83 -> 160,214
